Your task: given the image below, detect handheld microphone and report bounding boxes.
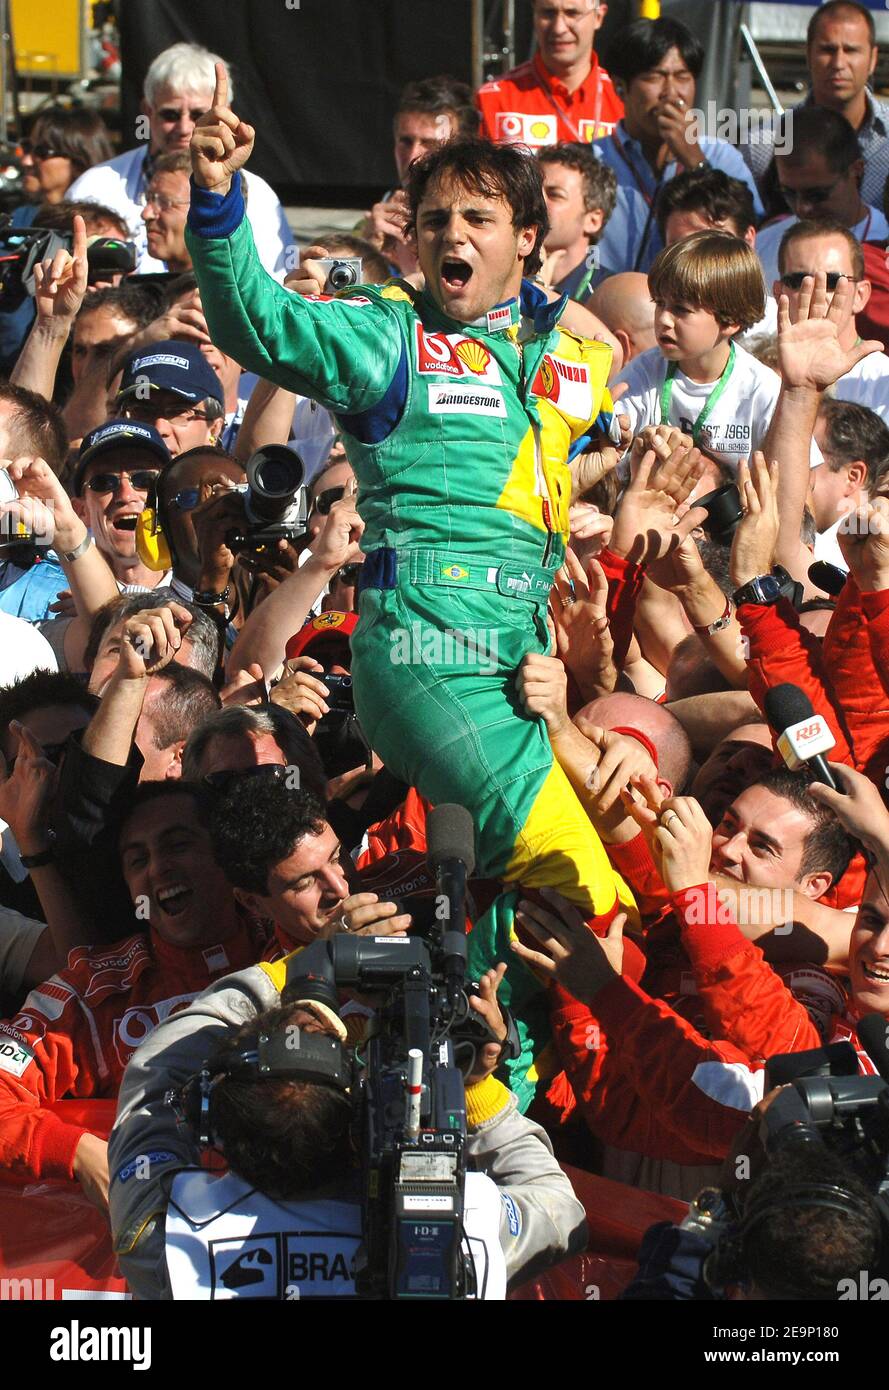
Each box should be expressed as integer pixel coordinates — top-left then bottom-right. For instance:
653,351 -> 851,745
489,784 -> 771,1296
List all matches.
427,804 -> 476,1006
763,684 -> 838,790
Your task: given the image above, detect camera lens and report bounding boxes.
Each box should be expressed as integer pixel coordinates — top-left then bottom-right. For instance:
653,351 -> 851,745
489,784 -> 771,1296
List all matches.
696,483 -> 743,545
245,445 -> 305,524
327,262 -> 359,290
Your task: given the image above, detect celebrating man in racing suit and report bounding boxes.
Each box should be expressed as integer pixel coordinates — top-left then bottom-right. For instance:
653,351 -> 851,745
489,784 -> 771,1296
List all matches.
185,67 -> 685,949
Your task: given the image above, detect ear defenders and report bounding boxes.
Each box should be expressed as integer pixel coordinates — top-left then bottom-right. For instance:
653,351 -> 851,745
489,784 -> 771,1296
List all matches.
135,480 -> 173,572
170,1026 -> 351,1148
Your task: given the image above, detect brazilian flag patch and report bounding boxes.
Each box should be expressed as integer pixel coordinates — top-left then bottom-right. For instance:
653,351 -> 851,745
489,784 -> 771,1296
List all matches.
442,564 -> 469,581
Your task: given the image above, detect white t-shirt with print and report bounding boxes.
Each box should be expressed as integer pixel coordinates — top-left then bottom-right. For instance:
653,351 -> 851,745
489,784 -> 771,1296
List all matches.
615,343 -> 791,473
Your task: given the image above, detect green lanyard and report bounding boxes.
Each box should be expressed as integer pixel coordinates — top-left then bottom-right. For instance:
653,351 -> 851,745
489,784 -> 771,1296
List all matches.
658,341 -> 736,444
570,263 -> 595,303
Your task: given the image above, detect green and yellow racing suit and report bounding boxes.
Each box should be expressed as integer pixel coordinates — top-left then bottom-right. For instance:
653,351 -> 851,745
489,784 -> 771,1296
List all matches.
186,180 -> 635,1106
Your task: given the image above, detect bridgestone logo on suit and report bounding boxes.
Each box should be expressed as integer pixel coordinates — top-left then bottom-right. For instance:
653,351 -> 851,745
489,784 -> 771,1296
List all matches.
427,385 -> 507,417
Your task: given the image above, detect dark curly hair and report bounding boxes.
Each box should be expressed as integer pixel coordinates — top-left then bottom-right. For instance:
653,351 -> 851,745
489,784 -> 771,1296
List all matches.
741,1147 -> 882,1299
209,777 -> 328,895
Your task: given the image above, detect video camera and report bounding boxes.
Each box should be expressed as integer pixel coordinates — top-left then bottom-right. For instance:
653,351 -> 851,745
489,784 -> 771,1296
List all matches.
226,444 -> 309,555
762,1030 -> 889,1217
281,805 -> 518,1299
0,216 -> 136,307
694,1028 -> 889,1296
178,804 -> 518,1299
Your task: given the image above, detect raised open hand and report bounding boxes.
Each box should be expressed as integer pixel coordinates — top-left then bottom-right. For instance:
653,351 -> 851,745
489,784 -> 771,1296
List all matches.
730,452 -> 780,587
776,271 -> 883,392
610,435 -> 706,566
0,723 -> 59,855
190,61 -> 255,194
550,548 -> 618,699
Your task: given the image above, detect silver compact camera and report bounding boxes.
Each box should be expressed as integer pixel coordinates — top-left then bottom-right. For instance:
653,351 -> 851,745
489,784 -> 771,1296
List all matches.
316,257 -> 363,293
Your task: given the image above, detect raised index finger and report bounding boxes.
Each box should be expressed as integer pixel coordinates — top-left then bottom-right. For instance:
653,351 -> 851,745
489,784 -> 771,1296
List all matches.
213,60 -> 229,110
10,721 -> 45,760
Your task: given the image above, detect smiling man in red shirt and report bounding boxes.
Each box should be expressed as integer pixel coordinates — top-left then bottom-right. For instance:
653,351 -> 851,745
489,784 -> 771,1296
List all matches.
477,0 -> 623,149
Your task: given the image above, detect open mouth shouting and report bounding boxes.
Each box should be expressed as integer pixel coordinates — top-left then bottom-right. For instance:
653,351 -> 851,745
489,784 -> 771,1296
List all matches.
155,882 -> 194,919
440,257 -> 473,294
109,510 -> 142,543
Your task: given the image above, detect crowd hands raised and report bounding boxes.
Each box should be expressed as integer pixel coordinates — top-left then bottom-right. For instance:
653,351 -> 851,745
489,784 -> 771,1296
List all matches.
4,5 -> 889,1302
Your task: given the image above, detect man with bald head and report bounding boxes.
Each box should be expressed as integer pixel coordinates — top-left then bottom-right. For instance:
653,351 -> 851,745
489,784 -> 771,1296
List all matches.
574,690 -> 692,797
587,273 -> 656,368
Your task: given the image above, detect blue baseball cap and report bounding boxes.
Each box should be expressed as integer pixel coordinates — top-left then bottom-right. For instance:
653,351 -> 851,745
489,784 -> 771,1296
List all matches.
116,339 -> 224,407
74,420 -> 171,494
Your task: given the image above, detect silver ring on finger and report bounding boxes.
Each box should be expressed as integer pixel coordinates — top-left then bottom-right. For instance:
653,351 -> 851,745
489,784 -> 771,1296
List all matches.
661,810 -> 680,829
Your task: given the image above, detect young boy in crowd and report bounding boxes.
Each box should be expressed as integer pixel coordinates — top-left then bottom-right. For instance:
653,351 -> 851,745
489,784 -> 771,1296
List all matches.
614,231 -> 787,472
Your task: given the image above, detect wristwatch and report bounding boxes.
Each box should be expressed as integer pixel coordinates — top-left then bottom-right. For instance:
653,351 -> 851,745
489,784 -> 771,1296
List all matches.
192,583 -> 232,608
61,533 -> 92,563
20,832 -> 56,870
731,565 -> 793,609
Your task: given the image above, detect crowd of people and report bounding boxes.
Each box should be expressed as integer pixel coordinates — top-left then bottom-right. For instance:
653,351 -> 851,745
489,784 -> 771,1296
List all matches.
3,1 -> 889,1302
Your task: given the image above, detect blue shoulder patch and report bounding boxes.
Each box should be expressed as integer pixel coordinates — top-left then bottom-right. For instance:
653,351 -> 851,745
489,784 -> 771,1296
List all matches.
337,339 -> 409,444
500,1192 -> 522,1237
117,1150 -> 177,1184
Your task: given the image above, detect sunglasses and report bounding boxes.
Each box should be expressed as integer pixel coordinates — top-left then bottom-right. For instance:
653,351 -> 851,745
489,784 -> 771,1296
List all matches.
25,143 -> 62,161
335,564 -> 361,586
203,763 -> 288,795
779,272 -> 859,291
156,106 -> 209,124
84,469 -> 159,494
779,177 -> 843,207
313,486 -> 345,516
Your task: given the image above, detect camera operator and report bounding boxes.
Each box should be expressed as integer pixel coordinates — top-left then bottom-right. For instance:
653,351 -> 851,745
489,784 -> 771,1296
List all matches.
622,1089 -> 883,1300
108,956 -> 587,1299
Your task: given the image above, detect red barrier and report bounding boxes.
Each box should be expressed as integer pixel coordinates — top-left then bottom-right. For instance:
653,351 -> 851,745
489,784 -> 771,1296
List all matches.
509,1165 -> 687,1300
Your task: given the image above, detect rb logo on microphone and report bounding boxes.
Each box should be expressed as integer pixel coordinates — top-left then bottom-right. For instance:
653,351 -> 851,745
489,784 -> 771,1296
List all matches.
778,714 -> 835,770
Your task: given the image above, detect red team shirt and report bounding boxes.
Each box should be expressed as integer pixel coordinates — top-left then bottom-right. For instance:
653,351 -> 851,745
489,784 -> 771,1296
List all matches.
477,51 -> 624,149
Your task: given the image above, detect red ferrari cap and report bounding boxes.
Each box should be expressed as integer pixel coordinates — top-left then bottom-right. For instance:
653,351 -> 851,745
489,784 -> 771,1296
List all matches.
285,610 -> 358,660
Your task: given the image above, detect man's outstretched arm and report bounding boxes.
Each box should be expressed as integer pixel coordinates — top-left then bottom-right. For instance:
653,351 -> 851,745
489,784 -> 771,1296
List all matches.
186,63 -> 404,417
